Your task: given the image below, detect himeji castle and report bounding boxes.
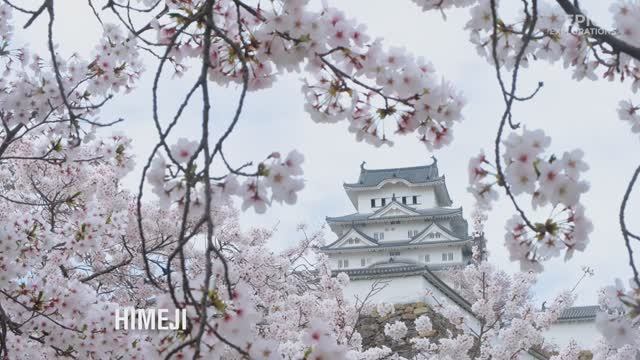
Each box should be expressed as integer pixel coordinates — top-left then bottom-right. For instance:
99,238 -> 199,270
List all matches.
321,159 -> 601,352
320,158 -> 481,306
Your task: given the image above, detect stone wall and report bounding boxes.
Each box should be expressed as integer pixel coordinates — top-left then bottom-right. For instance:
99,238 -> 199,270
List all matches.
356,302 -> 596,360
356,302 -> 457,358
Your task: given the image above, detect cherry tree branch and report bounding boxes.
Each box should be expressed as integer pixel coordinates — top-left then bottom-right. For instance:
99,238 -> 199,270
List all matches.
555,0 -> 640,62
620,164 -> 640,288
489,0 -> 539,232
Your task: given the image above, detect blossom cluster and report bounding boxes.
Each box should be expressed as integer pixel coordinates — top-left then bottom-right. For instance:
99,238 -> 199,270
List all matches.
595,278 -> 640,350
468,128 -> 593,272
0,4 -> 13,45
619,100 -> 640,138
414,315 -> 433,336
2,278 -> 151,358
416,0 -> 640,144
375,302 -> 395,317
409,0 -> 477,12
456,0 -> 640,90
145,0 -> 465,149
383,320 -> 408,342
3,0 -> 640,358
400,260 -> 574,359
0,7 -> 141,186
148,143 -> 305,214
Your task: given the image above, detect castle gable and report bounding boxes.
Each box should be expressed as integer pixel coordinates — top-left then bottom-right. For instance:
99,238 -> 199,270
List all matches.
368,200 -> 419,219
410,222 -> 461,244
323,227 -> 378,250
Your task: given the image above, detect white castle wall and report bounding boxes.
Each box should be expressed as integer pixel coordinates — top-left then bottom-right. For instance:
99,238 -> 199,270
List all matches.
335,220 -> 454,242
343,276 -> 481,331
544,321 -> 600,349
355,182 -> 437,212
329,246 -> 465,270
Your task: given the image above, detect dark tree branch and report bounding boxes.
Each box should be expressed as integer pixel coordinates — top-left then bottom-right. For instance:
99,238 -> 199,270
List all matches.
555,0 -> 640,62
620,164 -> 640,288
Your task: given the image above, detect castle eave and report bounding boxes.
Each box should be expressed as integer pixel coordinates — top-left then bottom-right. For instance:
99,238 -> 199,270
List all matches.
326,207 -> 464,224
320,238 -> 473,252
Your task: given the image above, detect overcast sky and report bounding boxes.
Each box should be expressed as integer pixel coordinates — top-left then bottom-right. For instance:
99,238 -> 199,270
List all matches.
14,0 -> 640,306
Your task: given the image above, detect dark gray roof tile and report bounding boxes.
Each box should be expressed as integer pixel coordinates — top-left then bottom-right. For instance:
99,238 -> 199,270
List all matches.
557,305 -> 599,322
346,159 -> 440,188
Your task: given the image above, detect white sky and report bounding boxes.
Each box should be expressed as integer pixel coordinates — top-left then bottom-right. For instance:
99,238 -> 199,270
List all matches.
12,0 -> 640,306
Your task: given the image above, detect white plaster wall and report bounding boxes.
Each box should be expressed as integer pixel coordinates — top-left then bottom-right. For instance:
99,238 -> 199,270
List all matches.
329,246 -> 464,270
343,275 -> 426,304
368,222 -> 425,242
544,321 -> 600,349
342,276 -> 480,331
338,220 -> 453,243
364,222 -> 428,242
355,182 -> 437,212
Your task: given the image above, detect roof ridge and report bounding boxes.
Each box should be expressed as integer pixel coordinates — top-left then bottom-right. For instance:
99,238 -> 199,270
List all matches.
360,164 -> 436,172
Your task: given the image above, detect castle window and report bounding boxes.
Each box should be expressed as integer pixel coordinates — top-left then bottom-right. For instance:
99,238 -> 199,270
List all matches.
412,195 -> 418,204
373,232 -> 384,240
338,259 -> 350,268
425,254 -> 431,263
390,251 -> 400,257
347,239 -> 353,245
442,252 -> 454,261
408,230 -> 419,238
371,198 -> 376,208
436,233 -> 441,239
355,239 -> 360,244
402,196 -> 407,204
361,258 -> 366,267
381,198 -> 387,206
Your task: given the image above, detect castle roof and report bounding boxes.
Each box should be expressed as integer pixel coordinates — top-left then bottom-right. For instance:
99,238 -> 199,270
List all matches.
321,215 -> 473,252
556,305 -> 599,323
345,158 -> 440,188
326,206 -> 463,223
342,158 -> 453,208
321,237 -> 473,252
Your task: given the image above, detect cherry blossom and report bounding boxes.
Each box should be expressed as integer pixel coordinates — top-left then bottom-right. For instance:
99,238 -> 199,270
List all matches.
414,315 -> 433,336
169,138 -> 199,163
468,128 -> 592,271
383,321 -> 408,341
2,0 -> 640,357
375,302 -> 395,317
595,312 -> 639,349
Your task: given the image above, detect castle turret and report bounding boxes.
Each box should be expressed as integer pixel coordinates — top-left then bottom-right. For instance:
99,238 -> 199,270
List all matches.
321,158 -> 474,277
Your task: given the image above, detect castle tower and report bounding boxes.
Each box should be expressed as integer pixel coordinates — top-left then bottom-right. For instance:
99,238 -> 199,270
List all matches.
320,158 -> 476,306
